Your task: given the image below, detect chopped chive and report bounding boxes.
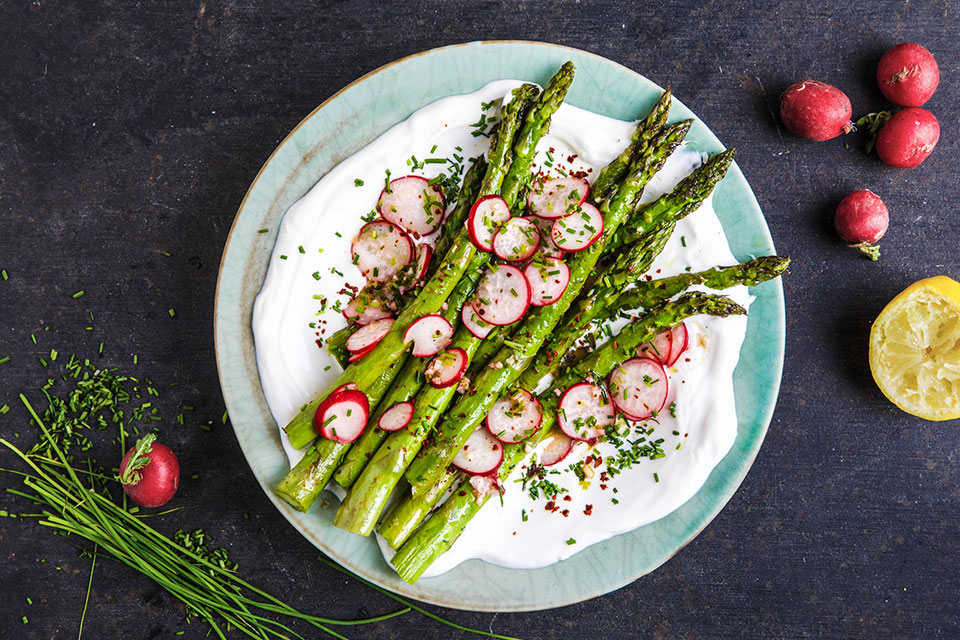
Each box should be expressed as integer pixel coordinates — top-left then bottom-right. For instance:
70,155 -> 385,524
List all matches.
72,290 -> 85,299
1,269 -> 7,280
133,354 -> 138,364
279,255 -> 287,260
258,228 -> 269,234
0,356 -> 9,365
163,251 -> 172,257
298,245 -> 305,254
98,342 -> 104,356
566,538 -> 576,545
168,308 -> 176,318
654,472 -> 660,482
30,334 -> 37,344
680,236 -> 687,247
354,178 -> 364,187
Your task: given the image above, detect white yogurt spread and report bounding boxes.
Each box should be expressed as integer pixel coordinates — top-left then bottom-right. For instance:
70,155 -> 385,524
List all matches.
252,80 -> 752,576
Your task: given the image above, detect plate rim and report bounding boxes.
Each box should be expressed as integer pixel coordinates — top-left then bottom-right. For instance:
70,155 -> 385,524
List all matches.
214,39 -> 785,612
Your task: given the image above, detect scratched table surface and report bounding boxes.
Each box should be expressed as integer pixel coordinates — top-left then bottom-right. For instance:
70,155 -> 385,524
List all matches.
1,2 -> 957,638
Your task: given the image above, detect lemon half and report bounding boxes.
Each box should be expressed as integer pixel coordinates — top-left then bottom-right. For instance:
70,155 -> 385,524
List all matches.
869,276 -> 960,421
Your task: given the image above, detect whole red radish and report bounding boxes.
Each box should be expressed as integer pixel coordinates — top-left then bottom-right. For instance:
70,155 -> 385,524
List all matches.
876,108 -> 939,168
780,80 -> 853,141
835,190 -> 888,261
118,434 -> 180,507
877,43 -> 939,107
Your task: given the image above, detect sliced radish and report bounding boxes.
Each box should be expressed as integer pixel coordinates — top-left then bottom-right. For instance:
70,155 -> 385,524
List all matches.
527,176 -> 590,219
485,389 -> 542,444
531,217 -> 565,259
471,264 -> 531,326
404,314 -> 453,357
467,195 -> 511,252
524,258 -> 570,307
315,389 -> 369,443
637,329 -> 673,364
608,357 -> 669,421
558,382 -> 616,441
551,202 -> 603,252
351,221 -> 413,283
452,426 -> 504,475
424,347 -> 468,388
378,401 -> 414,432
378,175 -> 445,237
666,322 -> 689,366
540,433 -> 573,467
342,292 -> 395,325
492,217 -> 540,262
345,317 -> 394,353
398,244 -> 432,294
462,304 -> 494,339
347,345 -> 375,362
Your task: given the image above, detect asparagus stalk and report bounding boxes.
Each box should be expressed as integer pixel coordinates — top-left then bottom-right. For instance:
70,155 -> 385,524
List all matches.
391,292 -> 746,582
590,90 -> 672,203
377,466 -> 462,550
612,256 -> 791,312
281,84 -> 538,452
611,149 -> 736,252
405,117 -> 692,498
330,68 -> 578,535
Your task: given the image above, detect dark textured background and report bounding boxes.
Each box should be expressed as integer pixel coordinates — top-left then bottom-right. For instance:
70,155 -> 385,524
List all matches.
1,1 -> 958,638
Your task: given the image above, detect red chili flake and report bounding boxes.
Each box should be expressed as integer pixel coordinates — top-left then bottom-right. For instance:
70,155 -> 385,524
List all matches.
600,483 -> 608,490
584,504 -> 593,516
563,495 -> 572,502
544,500 -> 555,512
600,471 -> 609,482
561,509 -> 569,517
593,456 -> 603,468
584,455 -> 594,466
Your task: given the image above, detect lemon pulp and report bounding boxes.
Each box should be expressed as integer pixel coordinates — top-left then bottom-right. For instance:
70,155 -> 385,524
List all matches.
869,276 -> 960,421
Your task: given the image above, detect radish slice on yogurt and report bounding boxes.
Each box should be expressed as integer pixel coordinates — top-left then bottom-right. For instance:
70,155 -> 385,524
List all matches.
524,257 -> 570,307
424,347 -> 468,389
607,357 -> 668,421
351,221 -> 413,283
315,389 -> 369,443
378,175 -> 445,237
461,304 -> 494,339
666,322 -> 689,366
552,202 -> 603,252
404,314 -> 453,357
471,264 -> 531,326
485,389 -> 543,443
540,432 -> 573,467
558,382 -> 616,441
378,401 -> 414,432
527,175 -> 589,219
492,217 -> 541,261
452,426 -> 504,475
467,195 -> 511,252
637,329 -> 673,364
345,317 -> 394,353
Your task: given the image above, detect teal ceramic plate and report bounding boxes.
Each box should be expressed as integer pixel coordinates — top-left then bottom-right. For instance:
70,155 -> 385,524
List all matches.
214,41 -> 784,612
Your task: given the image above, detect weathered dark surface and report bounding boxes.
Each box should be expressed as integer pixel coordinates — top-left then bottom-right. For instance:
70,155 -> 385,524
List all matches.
1,1 -> 958,638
